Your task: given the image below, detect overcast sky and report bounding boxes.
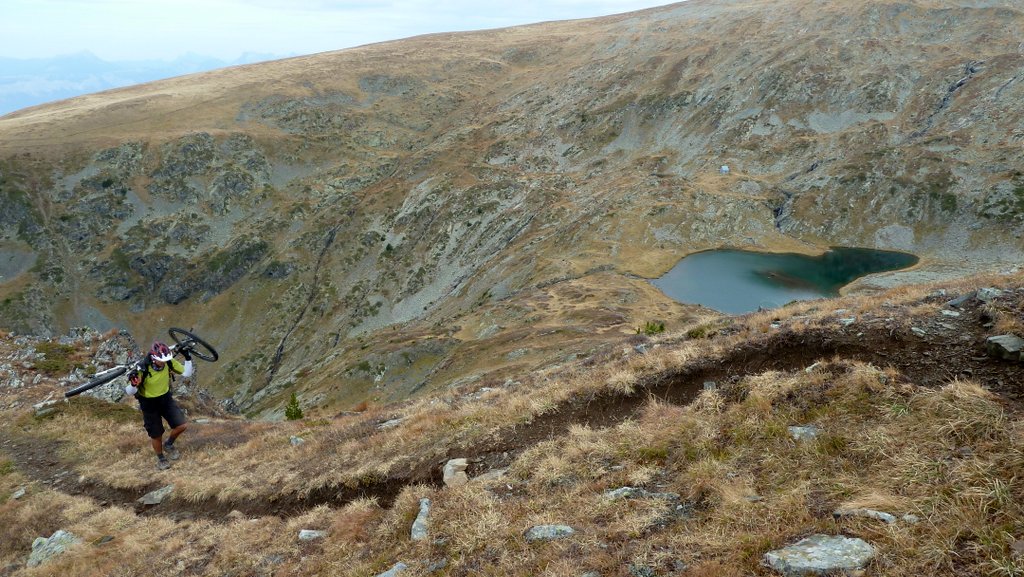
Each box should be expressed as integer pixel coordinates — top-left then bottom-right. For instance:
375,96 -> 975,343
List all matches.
2,0 -> 676,62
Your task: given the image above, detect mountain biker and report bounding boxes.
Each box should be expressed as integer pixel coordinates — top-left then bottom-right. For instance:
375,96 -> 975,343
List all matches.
125,341 -> 193,470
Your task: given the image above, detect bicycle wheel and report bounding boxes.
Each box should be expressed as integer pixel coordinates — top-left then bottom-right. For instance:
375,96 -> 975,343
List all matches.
168,327 -> 219,362
65,366 -> 128,398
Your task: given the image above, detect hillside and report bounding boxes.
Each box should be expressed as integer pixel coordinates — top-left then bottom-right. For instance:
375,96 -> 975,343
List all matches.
1,271 -> 1022,575
0,0 -> 1023,419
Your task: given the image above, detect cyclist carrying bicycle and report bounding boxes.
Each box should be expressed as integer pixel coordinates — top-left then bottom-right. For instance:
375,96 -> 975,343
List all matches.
125,341 -> 193,470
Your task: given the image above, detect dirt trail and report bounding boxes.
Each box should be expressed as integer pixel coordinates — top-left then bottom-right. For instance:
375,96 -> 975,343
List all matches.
4,292 -> 1021,521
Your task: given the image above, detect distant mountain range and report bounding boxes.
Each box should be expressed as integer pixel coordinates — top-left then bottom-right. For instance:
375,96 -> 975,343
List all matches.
0,51 -> 291,115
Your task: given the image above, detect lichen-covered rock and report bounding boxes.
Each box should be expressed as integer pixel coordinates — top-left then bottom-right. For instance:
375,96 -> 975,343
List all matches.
27,530 -> 80,568
764,534 -> 875,576
375,562 -> 408,577
411,498 -> 431,541
788,425 -> 821,441
524,525 -> 575,542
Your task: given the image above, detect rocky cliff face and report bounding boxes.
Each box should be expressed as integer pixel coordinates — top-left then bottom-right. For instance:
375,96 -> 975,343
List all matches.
0,0 -> 1022,416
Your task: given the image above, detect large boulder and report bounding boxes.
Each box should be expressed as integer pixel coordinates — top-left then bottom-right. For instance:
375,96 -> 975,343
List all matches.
987,335 -> 1024,361
764,534 -> 875,576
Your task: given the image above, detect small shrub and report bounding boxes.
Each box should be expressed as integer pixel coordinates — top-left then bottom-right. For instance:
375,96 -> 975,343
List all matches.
687,325 -> 715,339
637,321 -> 665,336
285,392 -> 304,421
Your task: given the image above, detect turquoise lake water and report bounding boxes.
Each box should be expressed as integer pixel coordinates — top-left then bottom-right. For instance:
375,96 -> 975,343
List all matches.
651,248 -> 920,314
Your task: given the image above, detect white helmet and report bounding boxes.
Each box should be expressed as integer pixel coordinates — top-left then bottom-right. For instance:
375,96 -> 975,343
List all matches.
150,341 -> 174,362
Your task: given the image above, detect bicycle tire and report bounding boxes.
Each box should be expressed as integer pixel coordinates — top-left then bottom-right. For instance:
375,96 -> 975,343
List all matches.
64,366 -> 128,398
168,327 -> 219,362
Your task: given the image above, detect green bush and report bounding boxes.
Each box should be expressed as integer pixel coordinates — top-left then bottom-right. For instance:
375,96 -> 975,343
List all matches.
636,321 -> 665,336
686,325 -> 716,339
285,392 -> 303,421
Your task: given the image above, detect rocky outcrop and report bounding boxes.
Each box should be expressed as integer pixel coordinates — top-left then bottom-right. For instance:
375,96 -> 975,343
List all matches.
26,530 -> 81,568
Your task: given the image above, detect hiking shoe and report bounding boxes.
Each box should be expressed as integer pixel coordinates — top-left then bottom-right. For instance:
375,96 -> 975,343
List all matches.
163,441 -> 180,461
156,456 -> 171,471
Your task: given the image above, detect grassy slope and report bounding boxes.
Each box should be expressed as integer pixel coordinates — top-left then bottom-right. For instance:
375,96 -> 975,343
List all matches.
1,270 -> 1022,576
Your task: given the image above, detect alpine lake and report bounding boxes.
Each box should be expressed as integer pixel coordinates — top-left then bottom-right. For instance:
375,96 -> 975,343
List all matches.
652,247 -> 920,315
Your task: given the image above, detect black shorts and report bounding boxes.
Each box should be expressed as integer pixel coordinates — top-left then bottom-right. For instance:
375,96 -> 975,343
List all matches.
138,393 -> 186,439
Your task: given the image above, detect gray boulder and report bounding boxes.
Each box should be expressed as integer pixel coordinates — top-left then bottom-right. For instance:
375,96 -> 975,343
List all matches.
27,530 -> 80,568
138,484 -> 174,506
987,335 -> 1024,361
411,498 -> 431,541
764,534 -> 875,576
375,562 -> 408,577
524,525 -> 575,542
443,458 -> 469,487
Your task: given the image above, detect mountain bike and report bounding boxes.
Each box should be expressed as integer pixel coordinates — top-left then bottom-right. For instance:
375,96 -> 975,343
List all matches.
64,327 -> 219,398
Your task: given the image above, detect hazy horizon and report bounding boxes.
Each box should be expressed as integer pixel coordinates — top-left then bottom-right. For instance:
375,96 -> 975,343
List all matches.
0,1 -> 674,116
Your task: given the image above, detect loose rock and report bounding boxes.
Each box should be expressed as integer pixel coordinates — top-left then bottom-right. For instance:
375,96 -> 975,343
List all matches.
376,562 -> 408,577
764,534 -> 875,576
986,335 -> 1024,361
298,529 -> 327,541
411,498 -> 431,541
788,425 -> 821,441
138,484 -> 175,506
524,525 -> 575,542
27,530 -> 81,568
833,508 -> 897,524
443,458 -> 469,487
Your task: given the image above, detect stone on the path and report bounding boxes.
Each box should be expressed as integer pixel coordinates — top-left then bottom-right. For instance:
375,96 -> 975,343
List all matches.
764,534 -> 875,576
376,562 -> 408,577
298,529 -> 327,541
987,335 -> 1024,361
788,425 -> 821,441
443,458 -> 469,487
833,508 -> 897,524
524,525 -> 575,542
411,498 -> 431,541
138,484 -> 174,506
27,530 -> 81,568
289,435 -> 305,446
10,487 -> 26,500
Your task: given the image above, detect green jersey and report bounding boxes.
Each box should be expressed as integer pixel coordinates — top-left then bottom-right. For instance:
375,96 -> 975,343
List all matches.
138,359 -> 184,398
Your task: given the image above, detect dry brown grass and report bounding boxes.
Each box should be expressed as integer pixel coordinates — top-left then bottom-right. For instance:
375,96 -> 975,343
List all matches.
2,272 -> 1023,575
